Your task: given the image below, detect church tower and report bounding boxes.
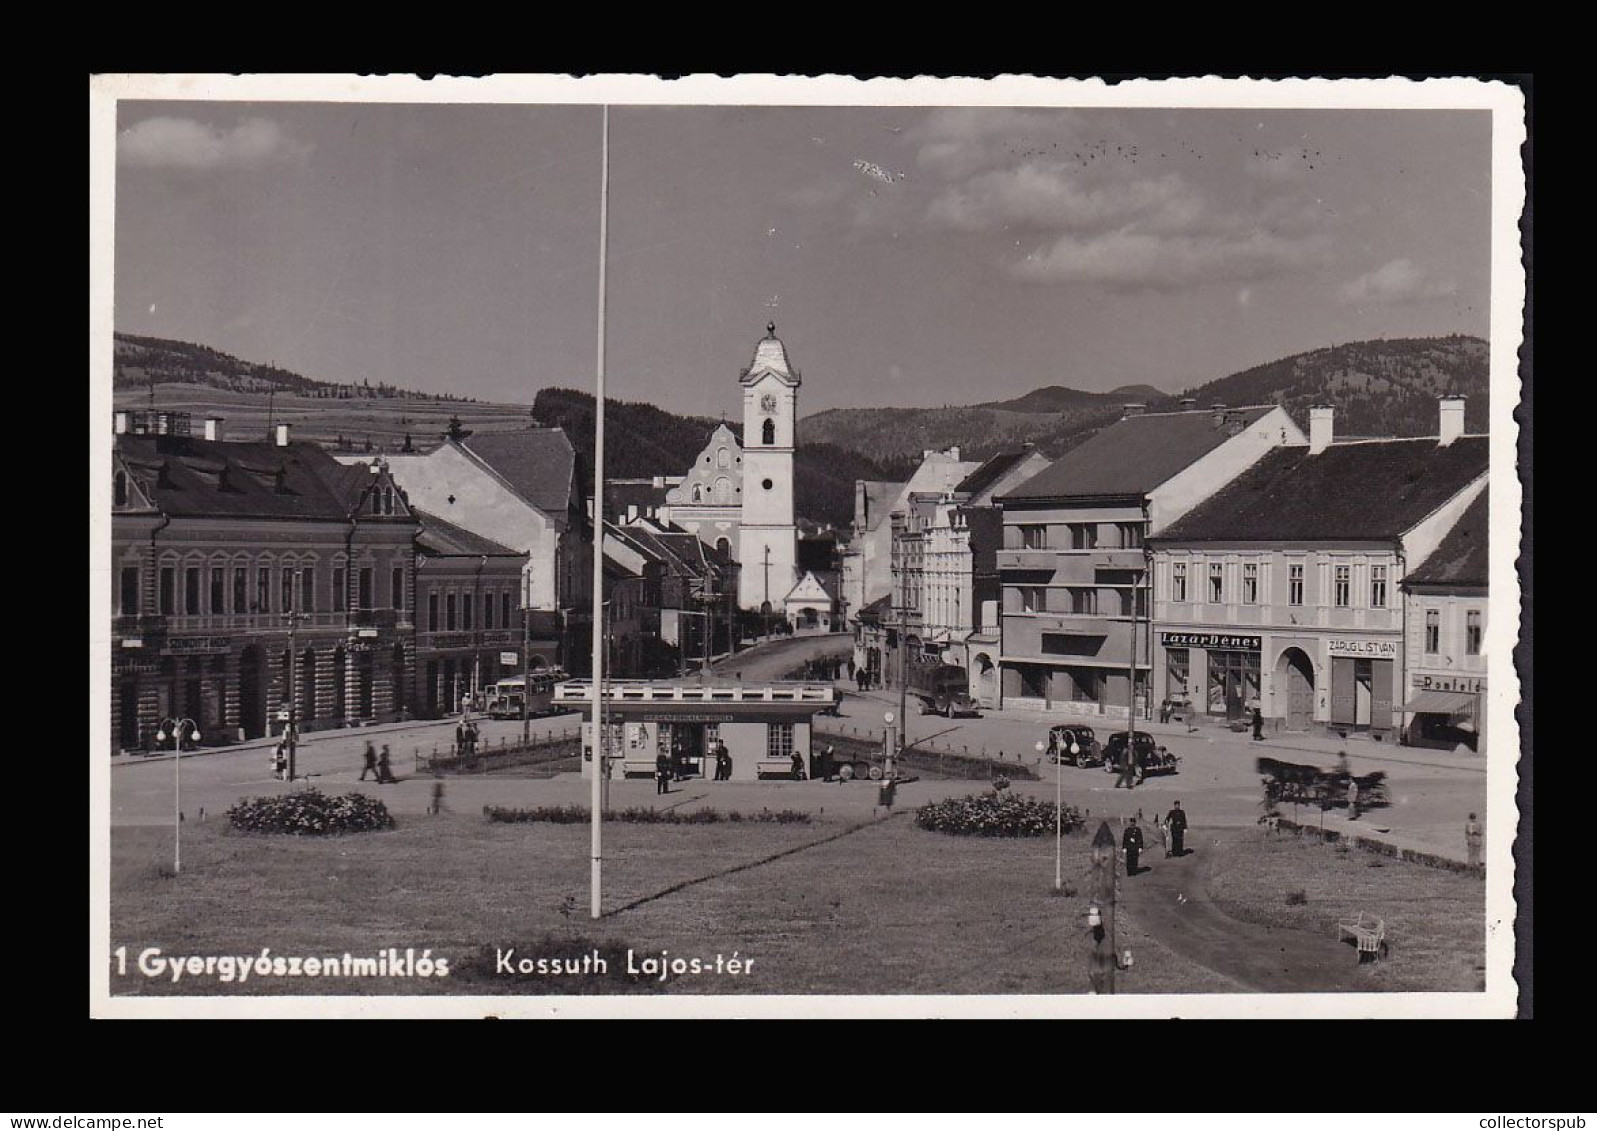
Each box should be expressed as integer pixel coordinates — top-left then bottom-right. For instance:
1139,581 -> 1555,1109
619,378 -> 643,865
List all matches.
737,322 -> 800,612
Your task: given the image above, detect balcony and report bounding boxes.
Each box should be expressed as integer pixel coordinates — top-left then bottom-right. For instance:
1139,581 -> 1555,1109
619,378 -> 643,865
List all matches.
996,548 -> 1058,570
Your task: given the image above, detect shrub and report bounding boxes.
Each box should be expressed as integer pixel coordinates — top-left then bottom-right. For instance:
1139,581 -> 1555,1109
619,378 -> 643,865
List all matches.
227,789 -> 395,836
915,793 -> 1084,838
1285,889 -> 1309,905
483,805 -> 810,825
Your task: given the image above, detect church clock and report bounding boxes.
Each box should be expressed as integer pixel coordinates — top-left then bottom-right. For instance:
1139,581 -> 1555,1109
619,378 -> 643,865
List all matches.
759,392 -> 777,413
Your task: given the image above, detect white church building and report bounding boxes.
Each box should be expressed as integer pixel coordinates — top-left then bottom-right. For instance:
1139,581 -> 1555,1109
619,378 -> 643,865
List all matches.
663,323 -> 802,614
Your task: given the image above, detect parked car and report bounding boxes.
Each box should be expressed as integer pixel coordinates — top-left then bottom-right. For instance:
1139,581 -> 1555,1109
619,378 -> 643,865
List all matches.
907,663 -> 980,717
1102,731 -> 1179,776
1047,724 -> 1102,767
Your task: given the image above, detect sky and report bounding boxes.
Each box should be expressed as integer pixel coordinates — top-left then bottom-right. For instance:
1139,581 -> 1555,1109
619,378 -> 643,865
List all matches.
112,93 -> 1494,418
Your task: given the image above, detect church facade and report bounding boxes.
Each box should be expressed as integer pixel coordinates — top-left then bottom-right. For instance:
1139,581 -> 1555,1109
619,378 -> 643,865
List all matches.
665,324 -> 801,613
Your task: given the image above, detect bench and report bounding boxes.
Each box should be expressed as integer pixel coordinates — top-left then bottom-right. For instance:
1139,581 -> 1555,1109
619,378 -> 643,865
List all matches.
1337,912 -> 1387,961
757,759 -> 804,780
621,759 -> 660,778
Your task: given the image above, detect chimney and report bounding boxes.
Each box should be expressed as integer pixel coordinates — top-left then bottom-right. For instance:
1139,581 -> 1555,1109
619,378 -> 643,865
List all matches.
203,417 -> 224,441
1438,395 -> 1466,446
627,504 -> 639,522
1211,403 -> 1227,428
114,411 -> 129,435
1309,405 -> 1334,455
949,446 -> 960,461
274,423 -> 291,447
1179,397 -> 1197,410
1122,403 -> 1146,419
652,475 -> 665,489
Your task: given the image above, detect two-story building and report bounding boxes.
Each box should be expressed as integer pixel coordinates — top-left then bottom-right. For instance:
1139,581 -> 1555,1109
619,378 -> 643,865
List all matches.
996,403 -> 1303,719
1400,486 -> 1489,751
112,412 -> 416,749
1147,398 -> 1488,737
365,425 -> 592,673
412,509 -> 529,716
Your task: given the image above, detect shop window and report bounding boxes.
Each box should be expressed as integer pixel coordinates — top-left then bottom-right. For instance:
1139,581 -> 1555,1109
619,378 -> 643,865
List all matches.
1172,562 -> 1187,602
1207,649 -> 1261,718
1334,565 -> 1351,608
1371,565 -> 1388,609
1465,610 -> 1482,655
1425,609 -> 1440,654
1242,563 -> 1258,605
1288,563 -> 1304,606
1208,563 -> 1223,603
767,723 -> 794,759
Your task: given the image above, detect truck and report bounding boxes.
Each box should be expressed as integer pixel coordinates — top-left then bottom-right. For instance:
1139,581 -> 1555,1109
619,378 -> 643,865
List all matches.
906,663 -> 979,718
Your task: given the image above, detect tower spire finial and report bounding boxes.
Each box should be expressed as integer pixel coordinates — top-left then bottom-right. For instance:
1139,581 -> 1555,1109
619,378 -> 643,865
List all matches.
766,320 -> 776,337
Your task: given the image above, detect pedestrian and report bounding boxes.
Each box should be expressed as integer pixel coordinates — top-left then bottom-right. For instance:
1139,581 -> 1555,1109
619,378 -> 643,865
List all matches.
360,740 -> 378,781
455,721 -> 466,756
1347,776 -> 1361,820
1115,738 -> 1138,789
271,743 -> 287,781
1165,800 -> 1188,856
377,744 -> 395,784
1251,706 -> 1265,741
1465,812 -> 1484,869
1122,817 -> 1145,876
847,659 -> 856,681
655,749 -> 671,795
790,748 -> 806,781
1158,814 -> 1171,858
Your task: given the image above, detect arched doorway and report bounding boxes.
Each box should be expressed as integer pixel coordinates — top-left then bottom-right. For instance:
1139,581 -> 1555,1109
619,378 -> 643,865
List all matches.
973,653 -> 997,704
238,646 -> 266,738
1276,648 -> 1316,731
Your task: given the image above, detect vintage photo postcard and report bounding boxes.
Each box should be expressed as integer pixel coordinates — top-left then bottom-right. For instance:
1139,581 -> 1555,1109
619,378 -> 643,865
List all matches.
89,73 -> 1528,1018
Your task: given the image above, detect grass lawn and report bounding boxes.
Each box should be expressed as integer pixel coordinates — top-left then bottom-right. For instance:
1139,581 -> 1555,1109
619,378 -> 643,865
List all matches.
110,807 -> 1238,997
1205,829 -> 1486,992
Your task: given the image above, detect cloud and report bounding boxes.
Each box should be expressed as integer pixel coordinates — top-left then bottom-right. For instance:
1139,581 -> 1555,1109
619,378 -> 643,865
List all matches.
1337,259 -> 1456,305
1012,229 -> 1331,291
910,107 -> 1097,180
927,165 -> 1206,235
119,116 -> 312,170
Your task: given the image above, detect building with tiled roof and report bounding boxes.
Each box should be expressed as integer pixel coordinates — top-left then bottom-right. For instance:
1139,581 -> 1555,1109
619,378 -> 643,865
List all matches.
347,425 -> 593,673
1400,487 -> 1490,751
412,509 -> 531,716
111,411 -> 419,749
994,403 -> 1303,721
1146,397 -> 1487,739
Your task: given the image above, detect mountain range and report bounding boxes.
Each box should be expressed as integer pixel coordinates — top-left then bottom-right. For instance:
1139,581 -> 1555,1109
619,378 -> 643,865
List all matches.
111,332 -> 1491,528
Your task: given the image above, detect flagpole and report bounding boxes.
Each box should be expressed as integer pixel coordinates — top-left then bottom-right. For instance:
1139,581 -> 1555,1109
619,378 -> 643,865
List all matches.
591,104 -> 610,920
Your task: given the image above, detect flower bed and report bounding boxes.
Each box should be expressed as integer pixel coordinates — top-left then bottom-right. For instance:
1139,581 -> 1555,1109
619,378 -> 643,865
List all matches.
227,789 -> 396,836
915,793 -> 1084,838
484,805 -> 811,825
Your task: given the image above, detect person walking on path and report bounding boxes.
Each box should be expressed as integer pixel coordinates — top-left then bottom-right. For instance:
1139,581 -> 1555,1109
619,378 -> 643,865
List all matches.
1122,817 -> 1145,876
790,749 -> 806,781
377,744 -> 396,784
360,740 -> 379,781
1115,738 -> 1138,790
1158,814 -> 1172,858
1346,776 -> 1361,821
1465,812 -> 1484,869
655,750 -> 672,795
1251,706 -> 1265,741
1164,800 -> 1188,857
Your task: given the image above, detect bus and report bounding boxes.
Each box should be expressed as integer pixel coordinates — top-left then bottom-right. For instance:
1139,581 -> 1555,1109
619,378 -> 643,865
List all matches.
486,669 -> 567,720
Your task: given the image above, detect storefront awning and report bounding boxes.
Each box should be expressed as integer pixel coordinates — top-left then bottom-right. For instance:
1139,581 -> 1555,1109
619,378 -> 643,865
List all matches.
1403,689 -> 1478,716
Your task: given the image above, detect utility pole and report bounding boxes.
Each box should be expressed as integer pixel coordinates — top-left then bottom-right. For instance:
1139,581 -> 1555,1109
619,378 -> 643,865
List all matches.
283,605 -> 309,780
1089,820 -> 1118,994
589,103 -> 610,921
898,604 -> 908,751
521,604 -> 532,745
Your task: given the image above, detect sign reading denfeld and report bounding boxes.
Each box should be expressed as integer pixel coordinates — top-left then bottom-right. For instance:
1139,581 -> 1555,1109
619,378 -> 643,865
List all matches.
1327,637 -> 1399,659
1160,632 -> 1261,651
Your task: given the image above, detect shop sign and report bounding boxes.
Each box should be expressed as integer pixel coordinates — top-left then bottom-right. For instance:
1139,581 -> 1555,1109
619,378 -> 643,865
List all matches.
162,636 -> 232,655
499,651 -> 519,666
638,712 -> 738,723
482,631 -> 516,645
1412,673 -> 1485,694
1327,637 -> 1399,659
430,633 -> 473,649
113,657 -> 159,674
1160,632 -> 1261,651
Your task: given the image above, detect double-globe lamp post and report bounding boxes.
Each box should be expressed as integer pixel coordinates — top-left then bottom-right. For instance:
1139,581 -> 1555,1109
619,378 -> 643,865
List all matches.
157,716 -> 200,875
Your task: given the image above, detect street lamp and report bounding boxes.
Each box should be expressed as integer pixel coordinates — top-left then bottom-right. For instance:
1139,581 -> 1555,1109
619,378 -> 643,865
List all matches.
883,709 -> 897,781
282,607 -> 310,781
156,716 -> 200,875
1041,734 -> 1079,891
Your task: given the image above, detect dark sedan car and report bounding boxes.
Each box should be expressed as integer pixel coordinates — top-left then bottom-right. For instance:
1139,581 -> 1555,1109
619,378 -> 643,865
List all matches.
1047,724 -> 1102,766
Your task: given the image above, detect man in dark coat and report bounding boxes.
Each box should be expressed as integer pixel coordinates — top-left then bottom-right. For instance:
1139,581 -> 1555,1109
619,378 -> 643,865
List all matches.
360,740 -> 379,781
377,744 -> 396,784
1164,800 -> 1188,856
1122,817 -> 1145,876
1251,707 -> 1265,741
655,750 -> 671,795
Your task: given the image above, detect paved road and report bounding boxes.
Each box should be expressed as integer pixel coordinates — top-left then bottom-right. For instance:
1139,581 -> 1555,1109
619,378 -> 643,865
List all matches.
713,633 -> 851,681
